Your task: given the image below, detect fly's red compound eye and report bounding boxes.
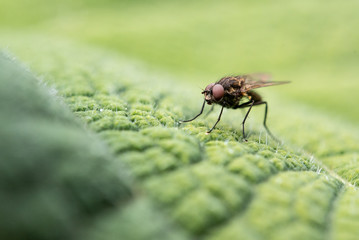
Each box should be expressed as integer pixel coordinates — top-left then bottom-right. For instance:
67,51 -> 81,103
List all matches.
212,84 -> 224,100
205,83 -> 215,92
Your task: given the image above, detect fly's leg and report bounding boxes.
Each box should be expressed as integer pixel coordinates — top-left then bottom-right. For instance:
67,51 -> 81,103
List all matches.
179,100 -> 206,123
235,100 -> 280,142
203,105 -> 214,119
233,100 -> 254,141
260,101 -> 280,142
206,106 -> 224,134
241,100 -> 255,141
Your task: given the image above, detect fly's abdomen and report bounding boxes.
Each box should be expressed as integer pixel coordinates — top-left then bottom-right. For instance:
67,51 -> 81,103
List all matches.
248,90 -> 262,102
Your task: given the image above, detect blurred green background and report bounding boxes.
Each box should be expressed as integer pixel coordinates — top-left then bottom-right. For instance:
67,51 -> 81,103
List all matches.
1,0 -> 359,124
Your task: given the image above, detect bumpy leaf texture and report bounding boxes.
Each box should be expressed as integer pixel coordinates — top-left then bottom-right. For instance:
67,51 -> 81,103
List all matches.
1,37 -> 359,240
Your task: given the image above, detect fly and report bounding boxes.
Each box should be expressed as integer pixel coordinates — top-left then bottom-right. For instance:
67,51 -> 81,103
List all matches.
179,74 -> 289,141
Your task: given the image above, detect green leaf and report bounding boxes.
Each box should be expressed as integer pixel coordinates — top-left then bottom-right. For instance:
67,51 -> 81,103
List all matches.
1,37 -> 359,240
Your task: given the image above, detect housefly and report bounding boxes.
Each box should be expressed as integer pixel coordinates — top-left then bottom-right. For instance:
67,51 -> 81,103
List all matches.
179,74 -> 289,141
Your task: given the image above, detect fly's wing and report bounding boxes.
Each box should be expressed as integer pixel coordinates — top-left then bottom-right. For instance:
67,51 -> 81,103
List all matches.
246,73 -> 272,81
241,74 -> 289,92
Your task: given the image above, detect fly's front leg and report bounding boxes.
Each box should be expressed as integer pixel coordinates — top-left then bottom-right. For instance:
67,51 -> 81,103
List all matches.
203,105 -> 214,119
179,99 -> 206,123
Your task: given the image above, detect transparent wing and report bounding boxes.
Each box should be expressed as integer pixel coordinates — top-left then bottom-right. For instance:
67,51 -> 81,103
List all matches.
241,74 -> 289,92
246,73 -> 272,82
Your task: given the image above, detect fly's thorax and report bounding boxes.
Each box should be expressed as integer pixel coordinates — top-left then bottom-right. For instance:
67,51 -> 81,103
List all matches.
217,76 -> 244,89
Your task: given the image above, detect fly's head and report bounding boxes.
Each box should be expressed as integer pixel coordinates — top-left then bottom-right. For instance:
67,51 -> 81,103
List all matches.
201,83 -> 224,105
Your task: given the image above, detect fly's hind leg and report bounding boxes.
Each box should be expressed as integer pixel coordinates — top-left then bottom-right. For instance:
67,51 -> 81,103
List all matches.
235,99 -> 279,142
234,91 -> 279,142
259,101 -> 280,142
